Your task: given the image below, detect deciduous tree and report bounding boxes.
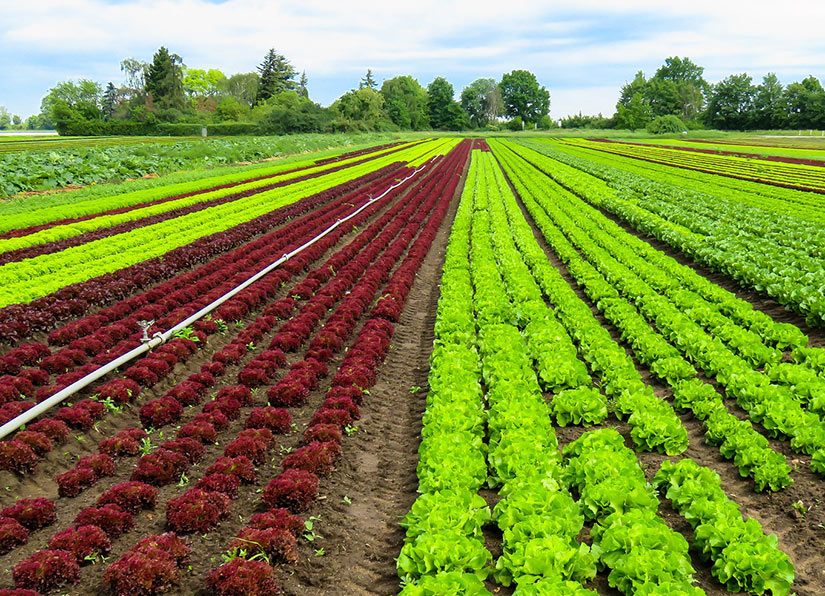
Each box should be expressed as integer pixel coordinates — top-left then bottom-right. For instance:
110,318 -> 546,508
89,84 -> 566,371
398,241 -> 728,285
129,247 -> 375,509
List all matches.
380,76 -> 429,129
499,70 -> 550,126
427,77 -> 467,130
460,78 -> 502,128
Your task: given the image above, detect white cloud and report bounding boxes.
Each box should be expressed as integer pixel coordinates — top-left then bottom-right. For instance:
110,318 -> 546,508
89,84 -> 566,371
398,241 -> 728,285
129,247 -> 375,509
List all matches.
1,0 -> 824,117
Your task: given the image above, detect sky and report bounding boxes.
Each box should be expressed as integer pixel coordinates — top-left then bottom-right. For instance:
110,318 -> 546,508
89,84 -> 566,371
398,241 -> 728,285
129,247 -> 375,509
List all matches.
1,0 -> 824,120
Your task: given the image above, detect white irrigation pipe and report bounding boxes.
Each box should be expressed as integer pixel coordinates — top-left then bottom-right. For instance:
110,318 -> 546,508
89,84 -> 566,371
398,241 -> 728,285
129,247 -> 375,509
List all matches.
0,159 -> 436,440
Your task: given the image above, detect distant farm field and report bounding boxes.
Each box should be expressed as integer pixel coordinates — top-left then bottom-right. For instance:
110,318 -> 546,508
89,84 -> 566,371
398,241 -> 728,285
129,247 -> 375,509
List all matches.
0,133 -> 822,596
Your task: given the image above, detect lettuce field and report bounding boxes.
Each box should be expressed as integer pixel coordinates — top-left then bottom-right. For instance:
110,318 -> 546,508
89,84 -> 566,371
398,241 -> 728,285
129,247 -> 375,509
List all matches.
0,134 -> 823,596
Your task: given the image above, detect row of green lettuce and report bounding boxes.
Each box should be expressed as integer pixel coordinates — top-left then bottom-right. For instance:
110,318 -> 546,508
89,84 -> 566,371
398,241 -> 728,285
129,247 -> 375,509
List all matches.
521,139 -> 825,326
559,138 -> 825,218
400,150 -> 698,594
0,139 -> 452,308
564,138 -> 825,191
493,138 -> 825,480
0,140 -> 423,253
487,142 -> 795,593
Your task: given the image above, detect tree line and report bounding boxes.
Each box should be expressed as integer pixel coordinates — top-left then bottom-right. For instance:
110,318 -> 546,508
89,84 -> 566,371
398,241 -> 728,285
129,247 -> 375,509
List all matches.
12,47 -> 551,135
6,51 -> 821,134
564,57 -> 825,132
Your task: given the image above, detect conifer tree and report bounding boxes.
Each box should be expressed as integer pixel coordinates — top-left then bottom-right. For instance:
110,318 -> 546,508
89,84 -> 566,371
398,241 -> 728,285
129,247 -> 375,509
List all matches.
256,49 -> 296,104
144,46 -> 185,109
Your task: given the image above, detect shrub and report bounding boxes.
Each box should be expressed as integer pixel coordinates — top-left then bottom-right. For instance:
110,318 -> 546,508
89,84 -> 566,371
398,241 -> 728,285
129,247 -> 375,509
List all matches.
205,558 -> 281,596
14,431 -> 51,457
647,114 -> 685,134
131,449 -> 189,486
248,508 -> 304,536
166,489 -> 231,534
73,504 -> 134,539
262,470 -> 319,513
56,467 -> 98,497
205,456 -> 256,484
28,419 -> 69,443
48,525 -> 111,563
12,549 -> 80,592
0,517 -> 28,554
228,527 -> 298,563
139,397 -> 184,429
245,407 -> 291,434
195,473 -> 242,499
97,481 -> 157,514
2,498 -> 56,530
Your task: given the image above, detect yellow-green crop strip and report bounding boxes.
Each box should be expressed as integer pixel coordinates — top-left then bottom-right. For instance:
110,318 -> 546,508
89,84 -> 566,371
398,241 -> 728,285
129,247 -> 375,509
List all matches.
0,139 -> 447,308
0,139 -> 423,238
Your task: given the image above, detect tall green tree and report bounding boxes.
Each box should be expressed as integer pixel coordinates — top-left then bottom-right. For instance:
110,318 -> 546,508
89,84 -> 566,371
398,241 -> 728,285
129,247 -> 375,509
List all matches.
182,68 -> 226,98
0,107 -> 10,130
784,76 -> 825,129
380,76 -> 429,129
460,78 -> 503,128
333,87 -> 387,126
40,79 -> 103,122
752,73 -> 787,129
225,72 -> 259,108
360,69 -> 377,89
427,77 -> 467,130
617,58 -> 707,122
256,49 -> 296,104
102,82 -> 118,121
615,92 -> 651,130
499,70 -> 550,125
144,46 -> 185,110
653,56 -> 708,119
120,58 -> 148,99
298,71 -> 309,98
705,73 -> 755,130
